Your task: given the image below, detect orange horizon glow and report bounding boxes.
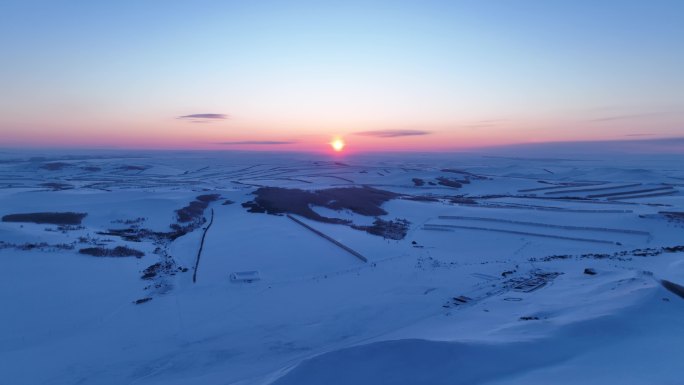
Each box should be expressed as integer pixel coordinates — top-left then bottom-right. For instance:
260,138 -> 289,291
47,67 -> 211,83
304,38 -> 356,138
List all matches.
2,125 -> 683,154
1,114 -> 682,153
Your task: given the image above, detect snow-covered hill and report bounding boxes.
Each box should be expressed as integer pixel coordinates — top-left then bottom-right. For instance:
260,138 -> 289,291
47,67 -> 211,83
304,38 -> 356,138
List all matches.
1,151 -> 683,385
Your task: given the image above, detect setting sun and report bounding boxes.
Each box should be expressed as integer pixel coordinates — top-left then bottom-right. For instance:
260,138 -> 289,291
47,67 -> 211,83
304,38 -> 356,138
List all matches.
330,138 -> 345,152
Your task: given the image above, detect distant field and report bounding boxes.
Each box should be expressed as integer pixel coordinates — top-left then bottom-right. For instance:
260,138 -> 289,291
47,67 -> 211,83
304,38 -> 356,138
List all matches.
1,151 -> 683,385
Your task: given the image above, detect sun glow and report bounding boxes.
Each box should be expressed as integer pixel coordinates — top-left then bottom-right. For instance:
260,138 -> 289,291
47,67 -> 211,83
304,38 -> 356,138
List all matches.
330,137 -> 345,152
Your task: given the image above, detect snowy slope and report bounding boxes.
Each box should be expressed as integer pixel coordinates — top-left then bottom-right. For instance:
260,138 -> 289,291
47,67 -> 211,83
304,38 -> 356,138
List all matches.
0,150 -> 683,385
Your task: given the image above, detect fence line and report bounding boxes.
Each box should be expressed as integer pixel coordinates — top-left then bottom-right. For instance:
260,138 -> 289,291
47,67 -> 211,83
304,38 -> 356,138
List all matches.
423,224 -> 619,245
544,183 -> 641,195
287,214 -> 367,262
437,215 -> 649,235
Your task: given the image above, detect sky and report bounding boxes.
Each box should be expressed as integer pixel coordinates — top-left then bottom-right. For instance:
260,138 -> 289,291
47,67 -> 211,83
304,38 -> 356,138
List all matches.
0,0 -> 683,153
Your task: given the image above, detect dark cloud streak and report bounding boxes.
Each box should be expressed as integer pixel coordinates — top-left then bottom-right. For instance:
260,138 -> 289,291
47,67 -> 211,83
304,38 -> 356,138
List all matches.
216,141 -> 296,145
354,129 -> 430,138
587,111 -> 670,122
461,120 -> 507,129
177,113 -> 229,121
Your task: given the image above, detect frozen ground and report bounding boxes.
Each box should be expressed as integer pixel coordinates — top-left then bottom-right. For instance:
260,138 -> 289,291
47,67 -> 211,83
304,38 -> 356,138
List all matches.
1,149 -> 683,385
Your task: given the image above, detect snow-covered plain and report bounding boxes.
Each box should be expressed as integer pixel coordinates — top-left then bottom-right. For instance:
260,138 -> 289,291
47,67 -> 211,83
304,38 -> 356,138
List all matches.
1,150 -> 683,385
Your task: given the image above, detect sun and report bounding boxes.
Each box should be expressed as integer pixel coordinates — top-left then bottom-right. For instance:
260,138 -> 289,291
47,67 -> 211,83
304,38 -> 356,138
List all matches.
330,137 -> 345,152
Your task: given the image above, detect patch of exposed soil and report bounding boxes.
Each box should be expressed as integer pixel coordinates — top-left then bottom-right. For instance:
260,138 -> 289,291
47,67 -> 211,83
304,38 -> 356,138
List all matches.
352,218 -> 410,240
118,165 -> 147,171
40,162 -> 71,171
0,241 -> 74,251
530,245 -> 684,262
436,177 -> 468,189
79,246 -> 145,258
243,186 -> 399,224
40,182 -> 74,191
176,194 -> 220,223
2,212 -> 87,225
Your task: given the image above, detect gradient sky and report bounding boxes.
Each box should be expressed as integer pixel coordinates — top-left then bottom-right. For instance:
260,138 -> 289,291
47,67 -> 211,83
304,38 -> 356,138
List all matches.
1,0 -> 683,152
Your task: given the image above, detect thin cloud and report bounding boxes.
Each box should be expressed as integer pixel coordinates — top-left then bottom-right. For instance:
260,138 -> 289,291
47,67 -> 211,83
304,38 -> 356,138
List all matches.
643,136 -> 684,144
354,129 -> 430,138
587,111 -> 669,122
486,136 -> 684,155
216,140 -> 296,145
461,119 -> 507,129
177,113 -> 229,122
